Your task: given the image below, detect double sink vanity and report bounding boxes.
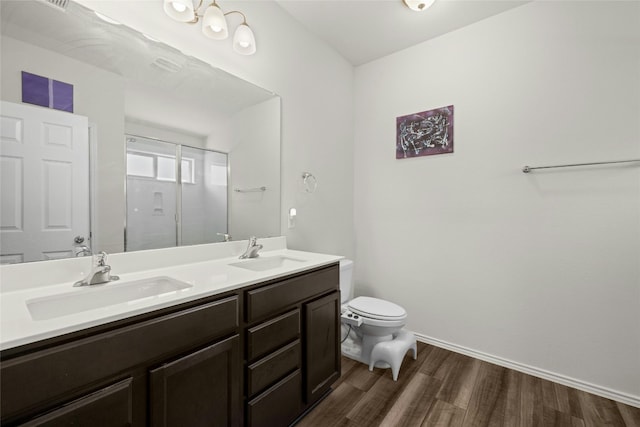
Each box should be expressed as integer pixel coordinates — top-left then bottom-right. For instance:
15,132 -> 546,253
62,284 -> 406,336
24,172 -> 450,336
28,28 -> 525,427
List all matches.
0,237 -> 342,426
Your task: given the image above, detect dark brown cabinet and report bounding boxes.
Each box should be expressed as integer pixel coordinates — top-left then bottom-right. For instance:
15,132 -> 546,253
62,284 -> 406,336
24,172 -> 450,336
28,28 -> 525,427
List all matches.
246,310 -> 300,362
246,370 -> 302,427
304,291 -> 341,404
243,264 -> 340,427
20,378 -> 134,427
150,335 -> 241,427
1,295 -> 240,426
1,262 -> 340,427
247,340 -> 301,397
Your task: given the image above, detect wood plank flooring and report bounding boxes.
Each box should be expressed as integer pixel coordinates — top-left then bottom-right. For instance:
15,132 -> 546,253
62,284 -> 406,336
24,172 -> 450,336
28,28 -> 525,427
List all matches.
297,342 -> 640,427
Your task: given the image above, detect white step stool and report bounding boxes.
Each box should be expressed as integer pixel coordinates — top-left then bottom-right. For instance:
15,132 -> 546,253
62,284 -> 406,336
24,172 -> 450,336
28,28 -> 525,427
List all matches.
368,330 -> 417,381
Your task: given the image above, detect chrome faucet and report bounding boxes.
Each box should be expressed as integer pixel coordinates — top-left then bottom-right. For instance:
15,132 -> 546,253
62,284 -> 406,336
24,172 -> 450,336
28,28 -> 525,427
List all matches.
74,252 -> 120,287
75,245 -> 92,257
217,233 -> 232,242
239,236 -> 263,259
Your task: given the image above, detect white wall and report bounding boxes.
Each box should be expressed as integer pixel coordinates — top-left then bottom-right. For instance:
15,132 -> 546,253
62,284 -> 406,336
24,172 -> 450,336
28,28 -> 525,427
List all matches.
78,0 -> 355,259
354,1 -> 640,402
0,36 -> 126,254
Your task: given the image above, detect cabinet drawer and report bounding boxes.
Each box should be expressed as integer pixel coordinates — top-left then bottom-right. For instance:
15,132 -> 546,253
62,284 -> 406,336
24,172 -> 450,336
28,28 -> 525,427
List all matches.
1,296 -> 238,421
247,309 -> 299,361
245,264 -> 338,323
246,370 -> 302,427
247,340 -> 300,397
20,378 -> 133,427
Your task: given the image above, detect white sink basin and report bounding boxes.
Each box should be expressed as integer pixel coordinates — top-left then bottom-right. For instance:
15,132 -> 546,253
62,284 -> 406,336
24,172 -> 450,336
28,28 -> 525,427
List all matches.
229,255 -> 306,272
27,276 -> 192,321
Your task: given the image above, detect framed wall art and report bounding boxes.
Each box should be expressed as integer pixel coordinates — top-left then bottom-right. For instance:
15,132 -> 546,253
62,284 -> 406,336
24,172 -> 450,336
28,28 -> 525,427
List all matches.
396,105 -> 454,159
21,71 -> 74,113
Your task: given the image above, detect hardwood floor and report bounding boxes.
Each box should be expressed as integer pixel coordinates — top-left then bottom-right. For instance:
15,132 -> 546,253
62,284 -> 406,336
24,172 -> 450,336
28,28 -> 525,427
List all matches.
297,342 -> 640,427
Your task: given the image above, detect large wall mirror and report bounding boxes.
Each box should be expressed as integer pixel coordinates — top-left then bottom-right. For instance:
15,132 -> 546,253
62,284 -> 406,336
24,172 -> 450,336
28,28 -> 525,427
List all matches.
0,0 -> 281,264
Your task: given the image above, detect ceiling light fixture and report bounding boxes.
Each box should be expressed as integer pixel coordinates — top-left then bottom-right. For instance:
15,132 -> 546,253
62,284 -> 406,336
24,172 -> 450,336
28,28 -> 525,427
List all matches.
163,0 -> 256,55
402,0 -> 435,12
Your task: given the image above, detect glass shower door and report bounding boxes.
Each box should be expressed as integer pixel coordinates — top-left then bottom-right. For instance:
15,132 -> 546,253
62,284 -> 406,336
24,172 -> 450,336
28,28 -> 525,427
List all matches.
180,146 -> 228,245
125,136 -> 178,251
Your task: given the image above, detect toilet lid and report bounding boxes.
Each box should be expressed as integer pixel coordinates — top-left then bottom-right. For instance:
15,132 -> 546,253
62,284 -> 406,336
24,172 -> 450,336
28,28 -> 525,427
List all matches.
347,296 -> 407,321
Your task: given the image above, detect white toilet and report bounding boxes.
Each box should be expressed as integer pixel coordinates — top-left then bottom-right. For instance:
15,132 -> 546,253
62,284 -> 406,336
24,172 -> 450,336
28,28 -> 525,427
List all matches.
339,259 -> 415,378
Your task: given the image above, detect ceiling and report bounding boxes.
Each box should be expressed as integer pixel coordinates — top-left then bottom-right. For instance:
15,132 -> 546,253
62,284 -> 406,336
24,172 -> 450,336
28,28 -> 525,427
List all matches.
276,0 -> 530,65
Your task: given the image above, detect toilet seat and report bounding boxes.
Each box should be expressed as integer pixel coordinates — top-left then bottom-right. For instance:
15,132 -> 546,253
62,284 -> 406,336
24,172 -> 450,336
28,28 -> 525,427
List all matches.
348,297 -> 407,321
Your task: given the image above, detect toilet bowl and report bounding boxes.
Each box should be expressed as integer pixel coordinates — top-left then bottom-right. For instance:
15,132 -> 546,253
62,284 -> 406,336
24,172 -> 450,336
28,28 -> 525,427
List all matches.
339,260 -> 409,367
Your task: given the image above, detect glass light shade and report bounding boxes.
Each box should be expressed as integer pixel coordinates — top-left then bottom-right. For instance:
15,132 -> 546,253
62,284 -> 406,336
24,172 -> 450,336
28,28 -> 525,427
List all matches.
233,24 -> 256,55
202,4 -> 228,40
402,0 -> 435,12
163,0 -> 195,22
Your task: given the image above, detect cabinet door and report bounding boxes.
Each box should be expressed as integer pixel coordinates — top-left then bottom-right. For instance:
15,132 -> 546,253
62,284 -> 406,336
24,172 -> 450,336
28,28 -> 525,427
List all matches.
20,378 -> 133,427
304,292 -> 340,404
150,335 -> 241,427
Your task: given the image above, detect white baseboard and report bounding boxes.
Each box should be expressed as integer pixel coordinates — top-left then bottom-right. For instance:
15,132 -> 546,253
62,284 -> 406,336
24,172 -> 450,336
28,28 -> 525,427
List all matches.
411,331 -> 640,409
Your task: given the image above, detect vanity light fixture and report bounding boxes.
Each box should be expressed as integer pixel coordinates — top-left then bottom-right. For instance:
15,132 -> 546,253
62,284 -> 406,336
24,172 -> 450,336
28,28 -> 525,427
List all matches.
402,0 -> 435,12
163,0 -> 256,55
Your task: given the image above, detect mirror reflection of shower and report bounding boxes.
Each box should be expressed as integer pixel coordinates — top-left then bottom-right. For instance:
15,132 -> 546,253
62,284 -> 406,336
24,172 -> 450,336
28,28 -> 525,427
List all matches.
125,135 -> 228,252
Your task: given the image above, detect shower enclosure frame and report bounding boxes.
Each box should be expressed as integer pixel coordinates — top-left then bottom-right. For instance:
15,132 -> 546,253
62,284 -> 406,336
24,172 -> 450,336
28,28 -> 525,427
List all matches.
124,133 -> 230,252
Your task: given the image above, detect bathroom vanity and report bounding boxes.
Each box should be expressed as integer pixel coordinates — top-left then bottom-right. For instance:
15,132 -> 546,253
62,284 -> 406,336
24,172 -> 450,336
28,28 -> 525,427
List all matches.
0,239 -> 341,426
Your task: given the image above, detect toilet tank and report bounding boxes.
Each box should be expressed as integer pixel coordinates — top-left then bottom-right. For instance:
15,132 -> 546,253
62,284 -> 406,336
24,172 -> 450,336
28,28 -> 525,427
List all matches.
339,259 -> 354,304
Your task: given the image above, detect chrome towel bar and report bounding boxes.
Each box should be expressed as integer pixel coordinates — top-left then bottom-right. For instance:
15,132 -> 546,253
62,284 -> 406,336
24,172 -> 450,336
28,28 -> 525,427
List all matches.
522,159 -> 640,173
234,186 -> 267,193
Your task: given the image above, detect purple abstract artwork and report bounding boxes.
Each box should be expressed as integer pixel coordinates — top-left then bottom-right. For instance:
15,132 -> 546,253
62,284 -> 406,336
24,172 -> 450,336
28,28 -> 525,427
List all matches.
21,71 -> 73,113
396,105 -> 454,159
51,79 -> 74,112
21,72 -> 49,107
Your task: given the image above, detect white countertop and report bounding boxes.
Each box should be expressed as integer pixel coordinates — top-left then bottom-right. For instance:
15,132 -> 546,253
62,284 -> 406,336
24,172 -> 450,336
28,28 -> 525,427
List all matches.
0,240 -> 342,351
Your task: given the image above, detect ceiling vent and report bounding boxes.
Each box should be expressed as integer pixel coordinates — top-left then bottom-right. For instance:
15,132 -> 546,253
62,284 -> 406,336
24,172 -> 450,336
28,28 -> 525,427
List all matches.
38,0 -> 69,12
